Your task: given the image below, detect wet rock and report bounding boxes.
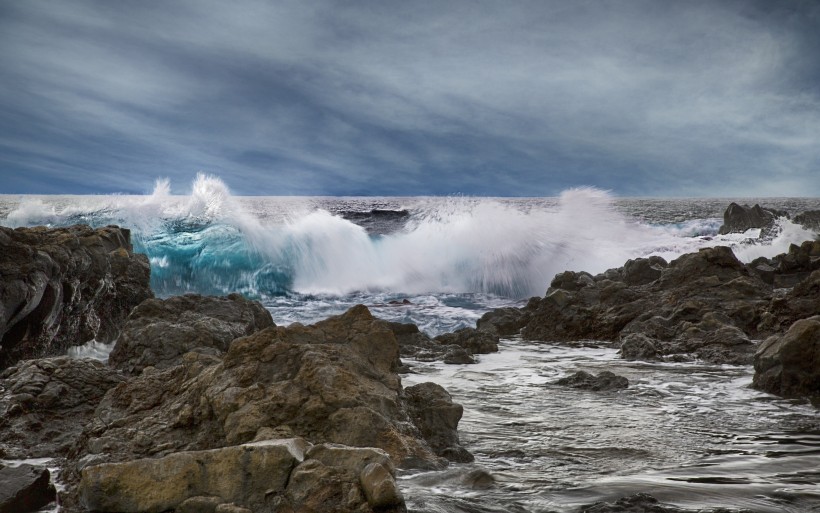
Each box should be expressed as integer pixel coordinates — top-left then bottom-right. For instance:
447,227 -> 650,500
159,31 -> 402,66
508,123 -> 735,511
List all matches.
0,224 -> 152,370
0,464 -> 56,513
718,202 -> 787,237
78,439 -> 304,513
753,316 -> 820,400
403,382 -> 474,463
794,210 -> 820,231
108,293 -> 274,375
442,346 -> 476,365
435,327 -> 499,354
623,256 -> 666,286
0,356 -> 125,458
619,333 -> 661,361
476,307 -> 527,336
556,370 -> 629,391
64,304 -> 463,500
578,492 -> 755,513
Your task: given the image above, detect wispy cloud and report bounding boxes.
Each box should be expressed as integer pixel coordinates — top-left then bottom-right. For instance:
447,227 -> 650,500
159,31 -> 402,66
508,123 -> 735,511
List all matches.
1,0 -> 818,195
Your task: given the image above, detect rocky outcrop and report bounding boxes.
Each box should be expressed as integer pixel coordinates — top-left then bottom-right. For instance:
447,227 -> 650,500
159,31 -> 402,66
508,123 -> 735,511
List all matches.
556,370 -> 629,391
108,293 -> 274,374
64,305 -> 467,493
0,356 -> 125,459
0,464 -> 56,513
403,382 -> 473,463
506,248 -> 771,364
718,202 -> 788,237
434,327 -> 499,355
753,316 -> 820,400
383,321 -> 494,365
749,240 -> 820,288
794,210 -> 820,232
476,307 -> 527,336
0,225 -> 152,369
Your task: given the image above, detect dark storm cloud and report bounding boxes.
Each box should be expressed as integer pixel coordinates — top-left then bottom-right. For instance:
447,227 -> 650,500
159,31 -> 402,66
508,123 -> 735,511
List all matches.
1,0 -> 818,196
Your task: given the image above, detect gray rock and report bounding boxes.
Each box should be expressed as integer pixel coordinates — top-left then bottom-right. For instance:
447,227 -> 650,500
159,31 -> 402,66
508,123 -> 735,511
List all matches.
476,307 -> 526,336
0,464 -> 56,513
0,225 -> 152,370
556,370 -> 629,391
753,316 -> 820,399
718,202 -> 788,236
435,327 -> 499,354
619,333 -> 660,361
403,382 -> 473,463
108,293 -> 274,374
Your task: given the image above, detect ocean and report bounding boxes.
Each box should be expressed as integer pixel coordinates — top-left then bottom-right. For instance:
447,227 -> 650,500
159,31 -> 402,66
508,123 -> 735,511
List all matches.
1,175 -> 819,512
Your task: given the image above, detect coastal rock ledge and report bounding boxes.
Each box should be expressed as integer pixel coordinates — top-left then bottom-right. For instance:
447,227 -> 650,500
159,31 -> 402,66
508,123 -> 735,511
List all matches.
0,224 -> 152,369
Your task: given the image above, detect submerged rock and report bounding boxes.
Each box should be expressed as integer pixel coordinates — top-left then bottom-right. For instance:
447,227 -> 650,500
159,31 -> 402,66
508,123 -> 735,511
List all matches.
108,293 -> 274,374
555,370 -> 629,391
0,464 -> 56,513
0,225 -> 152,370
753,316 -> 820,400
578,492 -> 755,513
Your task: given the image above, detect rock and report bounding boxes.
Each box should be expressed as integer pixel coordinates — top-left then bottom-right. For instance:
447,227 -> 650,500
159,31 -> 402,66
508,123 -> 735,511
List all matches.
577,492 -> 754,513
622,256 -> 666,286
718,202 -> 787,237
476,307 -> 526,336
794,210 -> 820,231
0,224 -> 152,370
435,327 -> 499,354
403,382 -> 473,463
64,304 -> 465,503
619,333 -> 660,361
78,439 -> 304,513
0,464 -> 56,513
555,370 -> 629,391
0,356 -> 125,458
108,293 -> 274,374
442,346 -> 476,365
753,316 -> 820,399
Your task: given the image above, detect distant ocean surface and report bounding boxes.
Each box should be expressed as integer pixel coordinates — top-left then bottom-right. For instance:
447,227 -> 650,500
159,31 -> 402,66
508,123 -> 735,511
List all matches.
2,175 -> 820,512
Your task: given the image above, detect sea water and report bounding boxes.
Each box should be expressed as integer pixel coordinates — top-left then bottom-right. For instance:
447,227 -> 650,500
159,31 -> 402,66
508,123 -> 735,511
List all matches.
1,174 -> 819,512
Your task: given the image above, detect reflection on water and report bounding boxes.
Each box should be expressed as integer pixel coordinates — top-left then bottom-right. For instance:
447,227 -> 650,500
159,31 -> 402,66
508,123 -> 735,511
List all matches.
400,339 -> 820,513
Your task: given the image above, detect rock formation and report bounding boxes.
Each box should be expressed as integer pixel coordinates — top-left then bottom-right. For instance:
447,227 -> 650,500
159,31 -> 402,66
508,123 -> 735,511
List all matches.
753,316 -> 820,400
556,370 -> 629,391
0,224 -> 152,369
109,293 -> 275,374
0,464 -> 56,513
717,202 -> 788,237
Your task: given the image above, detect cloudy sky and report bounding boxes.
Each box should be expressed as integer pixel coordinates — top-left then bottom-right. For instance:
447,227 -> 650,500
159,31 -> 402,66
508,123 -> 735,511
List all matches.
1,0 -> 819,196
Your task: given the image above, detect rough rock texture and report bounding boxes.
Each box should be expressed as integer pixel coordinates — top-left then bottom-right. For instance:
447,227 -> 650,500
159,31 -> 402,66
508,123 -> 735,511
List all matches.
434,327 -> 499,355
0,464 -> 56,513
65,305 -> 466,489
0,224 -> 152,369
749,240 -> 820,288
476,307 -> 526,336
717,202 -> 788,237
517,248 -> 765,364
753,316 -> 820,400
0,356 -> 125,458
794,210 -> 820,232
556,370 -> 629,391
403,382 -> 474,463
79,439 -> 303,513
109,293 -> 274,374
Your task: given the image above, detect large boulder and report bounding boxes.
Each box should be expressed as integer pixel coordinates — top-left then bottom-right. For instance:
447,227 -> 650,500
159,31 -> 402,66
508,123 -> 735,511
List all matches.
66,305 -> 467,486
753,316 -> 820,399
108,293 -> 274,374
717,202 -> 787,237
403,382 -> 473,463
0,464 -> 56,513
0,225 -> 152,369
555,370 -> 629,391
476,307 -> 527,336
434,327 -> 499,355
0,356 -> 125,459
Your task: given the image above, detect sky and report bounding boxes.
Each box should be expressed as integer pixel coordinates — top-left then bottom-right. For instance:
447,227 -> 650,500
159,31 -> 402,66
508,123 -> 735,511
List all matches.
1,0 -> 819,197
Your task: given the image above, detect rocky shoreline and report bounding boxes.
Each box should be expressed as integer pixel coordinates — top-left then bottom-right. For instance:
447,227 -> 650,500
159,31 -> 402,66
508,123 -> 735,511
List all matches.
1,203 -> 818,513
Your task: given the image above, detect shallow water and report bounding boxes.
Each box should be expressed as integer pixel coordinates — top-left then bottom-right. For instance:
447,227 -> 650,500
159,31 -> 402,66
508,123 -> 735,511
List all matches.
399,339 -> 820,513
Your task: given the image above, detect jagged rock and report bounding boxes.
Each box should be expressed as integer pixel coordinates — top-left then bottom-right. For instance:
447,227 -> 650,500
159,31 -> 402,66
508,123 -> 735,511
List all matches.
0,464 -> 56,513
794,210 -> 820,231
435,327 -> 499,354
108,293 -> 274,374
403,382 -> 474,463
0,356 -> 125,458
0,225 -> 152,369
476,307 -> 526,336
442,346 -> 476,365
62,305 -> 467,508
622,256 -> 666,286
619,333 -> 660,361
556,370 -> 629,391
718,202 -> 787,237
753,316 -> 820,399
